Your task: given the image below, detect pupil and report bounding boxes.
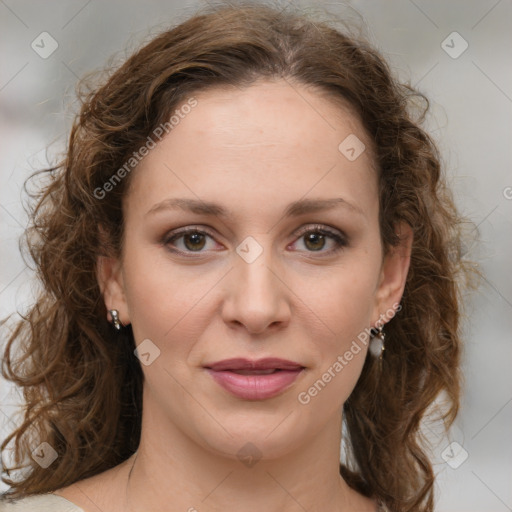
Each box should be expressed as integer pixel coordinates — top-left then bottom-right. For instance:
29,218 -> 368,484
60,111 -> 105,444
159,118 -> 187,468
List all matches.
305,232 -> 324,251
185,233 -> 205,251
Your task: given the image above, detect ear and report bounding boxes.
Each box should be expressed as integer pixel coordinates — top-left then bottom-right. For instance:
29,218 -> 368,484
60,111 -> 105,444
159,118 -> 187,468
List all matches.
372,222 -> 413,326
97,255 -> 131,327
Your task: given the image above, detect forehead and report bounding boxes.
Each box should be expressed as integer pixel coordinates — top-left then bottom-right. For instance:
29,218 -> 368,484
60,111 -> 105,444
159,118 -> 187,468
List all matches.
126,79 -> 378,220
179,79 -> 371,152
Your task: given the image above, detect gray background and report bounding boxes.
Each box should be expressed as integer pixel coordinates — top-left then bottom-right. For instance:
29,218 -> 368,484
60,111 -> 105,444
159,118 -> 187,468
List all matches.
1,1 -> 511,511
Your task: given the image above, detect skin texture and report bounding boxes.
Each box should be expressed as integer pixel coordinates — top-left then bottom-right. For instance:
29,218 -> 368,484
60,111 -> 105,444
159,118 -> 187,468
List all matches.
54,79 -> 412,512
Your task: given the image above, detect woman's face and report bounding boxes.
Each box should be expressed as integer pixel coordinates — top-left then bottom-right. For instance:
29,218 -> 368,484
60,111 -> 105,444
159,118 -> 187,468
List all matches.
99,79 -> 410,460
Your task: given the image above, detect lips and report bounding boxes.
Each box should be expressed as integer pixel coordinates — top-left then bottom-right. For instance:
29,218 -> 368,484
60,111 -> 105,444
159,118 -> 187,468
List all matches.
204,358 -> 305,400
205,357 -> 304,372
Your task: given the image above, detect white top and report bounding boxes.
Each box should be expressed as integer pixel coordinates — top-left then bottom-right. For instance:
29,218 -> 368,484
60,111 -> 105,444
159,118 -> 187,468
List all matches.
0,491 -> 390,511
0,493 -> 84,511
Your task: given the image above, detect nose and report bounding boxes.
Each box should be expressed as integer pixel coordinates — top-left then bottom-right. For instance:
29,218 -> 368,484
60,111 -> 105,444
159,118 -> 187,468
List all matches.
221,241 -> 291,335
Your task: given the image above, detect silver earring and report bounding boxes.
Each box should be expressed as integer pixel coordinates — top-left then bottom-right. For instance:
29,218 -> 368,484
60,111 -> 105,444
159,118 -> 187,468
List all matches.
369,325 -> 385,360
110,309 -> 122,331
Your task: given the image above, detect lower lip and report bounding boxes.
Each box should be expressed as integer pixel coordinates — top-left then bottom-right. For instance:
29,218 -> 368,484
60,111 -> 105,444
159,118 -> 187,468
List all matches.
206,369 -> 304,400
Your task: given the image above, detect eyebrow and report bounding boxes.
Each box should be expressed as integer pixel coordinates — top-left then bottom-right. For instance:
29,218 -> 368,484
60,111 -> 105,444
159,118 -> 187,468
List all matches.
146,196 -> 364,218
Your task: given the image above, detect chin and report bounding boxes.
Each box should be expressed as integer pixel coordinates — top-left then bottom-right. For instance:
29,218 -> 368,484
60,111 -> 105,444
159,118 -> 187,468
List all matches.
192,411 -> 309,462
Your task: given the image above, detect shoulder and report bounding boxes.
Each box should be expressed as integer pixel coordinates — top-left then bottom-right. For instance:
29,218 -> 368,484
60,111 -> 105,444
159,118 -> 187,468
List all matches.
0,493 -> 84,512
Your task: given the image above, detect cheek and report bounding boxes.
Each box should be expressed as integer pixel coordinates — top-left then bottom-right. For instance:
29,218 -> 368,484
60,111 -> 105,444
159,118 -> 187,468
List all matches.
121,244 -> 213,345
301,258 -> 380,341
293,255 -> 380,403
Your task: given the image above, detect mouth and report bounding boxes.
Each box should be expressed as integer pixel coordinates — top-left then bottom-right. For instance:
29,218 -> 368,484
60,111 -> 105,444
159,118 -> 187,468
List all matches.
203,358 -> 305,400
227,368 -> 282,375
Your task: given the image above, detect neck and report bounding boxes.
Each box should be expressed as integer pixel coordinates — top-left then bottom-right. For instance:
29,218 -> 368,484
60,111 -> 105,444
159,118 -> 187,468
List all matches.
122,404 -> 371,512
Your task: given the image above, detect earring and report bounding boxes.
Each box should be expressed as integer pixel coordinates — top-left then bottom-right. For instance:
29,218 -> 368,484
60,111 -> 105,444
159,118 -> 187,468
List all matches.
109,309 -> 122,331
369,325 -> 385,360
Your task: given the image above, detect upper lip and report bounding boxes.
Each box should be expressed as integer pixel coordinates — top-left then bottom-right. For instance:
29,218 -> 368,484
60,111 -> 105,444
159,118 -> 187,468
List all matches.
204,358 -> 304,371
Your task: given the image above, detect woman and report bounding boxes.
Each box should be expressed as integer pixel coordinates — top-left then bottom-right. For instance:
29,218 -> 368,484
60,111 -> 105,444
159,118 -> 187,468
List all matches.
0,3 -> 471,511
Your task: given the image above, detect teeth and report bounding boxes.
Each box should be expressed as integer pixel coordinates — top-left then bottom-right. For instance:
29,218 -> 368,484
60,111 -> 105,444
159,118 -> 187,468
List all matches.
231,369 -> 279,375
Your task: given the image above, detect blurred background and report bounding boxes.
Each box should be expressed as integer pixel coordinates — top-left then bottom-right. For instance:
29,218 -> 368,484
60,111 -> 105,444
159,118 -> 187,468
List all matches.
1,1 -> 511,510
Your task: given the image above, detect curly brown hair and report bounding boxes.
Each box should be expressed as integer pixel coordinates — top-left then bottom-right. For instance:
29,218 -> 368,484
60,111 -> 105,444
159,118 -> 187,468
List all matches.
1,3 -> 472,511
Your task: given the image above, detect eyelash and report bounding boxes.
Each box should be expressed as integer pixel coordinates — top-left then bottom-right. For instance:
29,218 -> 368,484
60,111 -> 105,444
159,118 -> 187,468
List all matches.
162,224 -> 348,258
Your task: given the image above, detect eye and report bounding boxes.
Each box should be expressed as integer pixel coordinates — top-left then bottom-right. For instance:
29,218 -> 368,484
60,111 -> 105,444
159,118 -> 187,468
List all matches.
163,227 -> 219,254
162,224 -> 348,257
290,224 -> 348,255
